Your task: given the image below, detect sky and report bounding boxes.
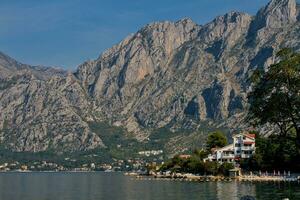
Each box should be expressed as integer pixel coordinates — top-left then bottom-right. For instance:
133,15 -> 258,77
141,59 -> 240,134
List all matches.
0,0 -> 271,69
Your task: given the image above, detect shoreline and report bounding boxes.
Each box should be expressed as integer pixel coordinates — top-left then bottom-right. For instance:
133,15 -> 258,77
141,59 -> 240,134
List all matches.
0,171 -> 299,183
130,173 -> 300,183
0,170 -> 120,173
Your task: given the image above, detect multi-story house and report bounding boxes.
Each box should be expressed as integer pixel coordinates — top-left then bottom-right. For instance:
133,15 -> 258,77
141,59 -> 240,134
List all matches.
233,133 -> 256,160
204,132 -> 256,163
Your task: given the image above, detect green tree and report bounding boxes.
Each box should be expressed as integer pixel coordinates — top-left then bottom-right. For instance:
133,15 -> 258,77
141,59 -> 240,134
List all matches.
248,48 -> 300,149
244,134 -> 299,171
186,156 -> 205,174
192,149 -> 209,160
218,162 -> 234,176
204,161 -> 219,175
206,131 -> 228,151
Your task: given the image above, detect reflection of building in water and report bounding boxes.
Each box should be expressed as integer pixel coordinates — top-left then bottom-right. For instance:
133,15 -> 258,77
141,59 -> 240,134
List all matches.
216,181 -> 238,200
216,181 -> 256,200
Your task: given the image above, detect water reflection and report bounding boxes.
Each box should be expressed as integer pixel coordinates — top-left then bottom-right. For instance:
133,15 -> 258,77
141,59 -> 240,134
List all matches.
0,172 -> 298,200
216,181 -> 257,200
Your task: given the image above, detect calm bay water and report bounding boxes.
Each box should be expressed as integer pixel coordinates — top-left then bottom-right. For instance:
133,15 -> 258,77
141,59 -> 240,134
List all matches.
0,172 -> 299,200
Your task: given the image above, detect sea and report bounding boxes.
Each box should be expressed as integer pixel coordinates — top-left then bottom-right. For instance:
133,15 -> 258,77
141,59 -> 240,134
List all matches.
0,172 -> 299,200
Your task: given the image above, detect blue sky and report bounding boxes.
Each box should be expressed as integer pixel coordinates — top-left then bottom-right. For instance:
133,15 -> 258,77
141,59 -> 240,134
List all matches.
0,0 -> 270,69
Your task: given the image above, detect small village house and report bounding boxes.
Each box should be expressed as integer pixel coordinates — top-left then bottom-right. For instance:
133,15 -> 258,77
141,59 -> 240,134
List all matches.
178,155 -> 192,159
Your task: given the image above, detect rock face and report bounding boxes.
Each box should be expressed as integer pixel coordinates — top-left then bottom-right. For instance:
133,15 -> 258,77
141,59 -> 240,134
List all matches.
76,0 -> 300,142
0,52 -> 104,152
256,0 -> 297,29
75,19 -> 202,139
1,0 -> 300,154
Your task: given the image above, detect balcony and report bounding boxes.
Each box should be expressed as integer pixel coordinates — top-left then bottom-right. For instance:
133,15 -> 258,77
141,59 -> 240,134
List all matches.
241,146 -> 253,150
241,154 -> 252,159
222,154 -> 235,159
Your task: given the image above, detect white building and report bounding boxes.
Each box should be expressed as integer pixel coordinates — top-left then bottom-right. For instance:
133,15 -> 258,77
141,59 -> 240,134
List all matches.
233,133 -> 256,160
204,132 -> 256,163
138,150 -> 163,157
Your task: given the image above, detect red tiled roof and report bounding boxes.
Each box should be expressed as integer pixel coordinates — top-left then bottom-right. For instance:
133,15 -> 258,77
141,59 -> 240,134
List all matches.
179,155 -> 191,159
244,141 -> 255,145
233,133 -> 256,139
245,134 -> 256,139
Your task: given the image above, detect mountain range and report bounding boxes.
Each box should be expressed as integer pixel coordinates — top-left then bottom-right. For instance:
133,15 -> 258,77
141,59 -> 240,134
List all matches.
1,0 -> 300,156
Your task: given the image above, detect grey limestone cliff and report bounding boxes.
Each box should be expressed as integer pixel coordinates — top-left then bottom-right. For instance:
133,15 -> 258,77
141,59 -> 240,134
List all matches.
1,0 -> 300,154
0,53 -> 104,152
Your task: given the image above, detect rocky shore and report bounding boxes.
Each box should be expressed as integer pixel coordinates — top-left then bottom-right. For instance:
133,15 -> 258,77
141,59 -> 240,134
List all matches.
130,173 -> 300,183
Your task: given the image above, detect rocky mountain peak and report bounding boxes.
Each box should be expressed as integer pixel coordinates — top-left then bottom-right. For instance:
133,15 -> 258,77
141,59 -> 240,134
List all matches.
255,0 -> 297,29
175,17 -> 196,26
199,11 -> 252,43
3,0 -> 300,155
138,18 -> 200,43
214,11 -> 252,24
0,52 -> 21,70
96,18 -> 200,65
75,18 -> 201,96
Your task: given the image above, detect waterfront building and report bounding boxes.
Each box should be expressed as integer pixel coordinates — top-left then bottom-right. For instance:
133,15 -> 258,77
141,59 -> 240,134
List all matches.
204,132 -> 256,163
233,133 -> 256,160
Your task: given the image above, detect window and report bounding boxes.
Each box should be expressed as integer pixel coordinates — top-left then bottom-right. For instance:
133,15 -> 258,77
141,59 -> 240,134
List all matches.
243,151 -> 253,155
235,143 -> 241,147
